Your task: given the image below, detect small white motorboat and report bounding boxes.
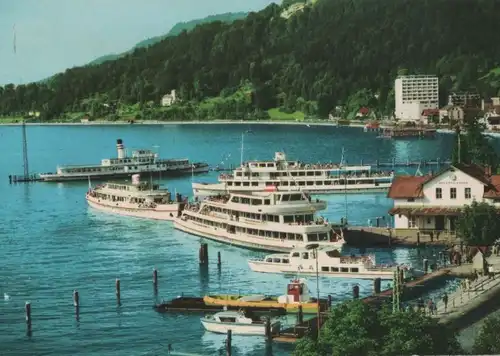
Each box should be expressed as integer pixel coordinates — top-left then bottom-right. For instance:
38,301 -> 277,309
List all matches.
200,310 -> 281,336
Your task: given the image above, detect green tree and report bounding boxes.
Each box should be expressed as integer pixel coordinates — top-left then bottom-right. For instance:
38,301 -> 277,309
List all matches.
457,201 -> 500,245
294,300 -> 462,356
473,314 -> 500,354
452,118 -> 499,170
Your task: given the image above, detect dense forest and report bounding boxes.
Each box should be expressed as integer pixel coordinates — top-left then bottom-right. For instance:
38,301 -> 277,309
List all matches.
2,0 -> 500,121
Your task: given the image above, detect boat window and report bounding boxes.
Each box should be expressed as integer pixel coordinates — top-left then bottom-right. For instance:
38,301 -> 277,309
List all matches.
307,181 -> 314,186
321,266 -> 329,272
252,182 -> 258,186
243,182 -> 250,186
283,215 -> 294,223
307,171 -> 314,176
298,181 -> 305,186
340,267 -> 349,272
302,252 -> 309,259
235,182 -> 241,186
296,234 -> 303,241
264,199 -> 271,205
315,171 -> 322,176
290,181 -> 296,186
299,171 -> 306,176
331,267 -> 339,272
324,181 -> 332,185
351,268 -> 359,273
266,258 -> 273,263
307,233 -> 318,242
219,317 -> 237,323
227,182 -> 233,186
236,172 -> 242,177
316,181 -> 323,185
318,233 -> 328,241
326,249 -> 341,258
231,197 -> 240,203
267,163 -> 274,167
282,259 -> 289,264
282,181 -> 289,186
281,194 -> 290,201
290,194 -> 302,201
292,252 -> 300,257
273,258 -> 281,263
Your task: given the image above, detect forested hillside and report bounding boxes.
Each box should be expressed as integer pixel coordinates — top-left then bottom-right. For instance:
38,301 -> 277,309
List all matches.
85,12 -> 248,66
2,0 -> 500,122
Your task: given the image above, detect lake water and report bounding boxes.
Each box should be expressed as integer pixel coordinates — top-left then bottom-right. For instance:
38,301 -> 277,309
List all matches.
0,124 -> 493,355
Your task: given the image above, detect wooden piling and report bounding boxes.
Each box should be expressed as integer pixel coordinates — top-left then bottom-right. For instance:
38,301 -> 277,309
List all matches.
115,278 -> 121,305
423,259 -> 429,274
153,268 -> 158,288
297,305 -> 303,324
217,251 -> 221,266
73,290 -> 79,307
399,269 -> 405,284
226,329 -> 232,356
327,295 -> 332,309
265,318 -> 272,342
373,278 -> 381,294
25,302 -> 32,325
199,243 -> 208,265
352,285 -> 359,299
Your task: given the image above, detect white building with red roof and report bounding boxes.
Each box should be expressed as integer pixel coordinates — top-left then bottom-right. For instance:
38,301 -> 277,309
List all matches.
388,163 -> 500,233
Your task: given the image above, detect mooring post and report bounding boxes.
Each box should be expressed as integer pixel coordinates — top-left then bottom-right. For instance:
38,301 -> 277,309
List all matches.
327,294 -> 332,309
399,268 -> 405,284
115,278 -> 121,305
8,175 -> 12,184
226,329 -> 232,356
199,243 -> 208,265
217,251 -> 221,267
265,318 -> 272,342
373,278 -> 381,294
352,285 -> 359,299
297,305 -> 303,324
73,290 -> 79,308
416,231 -> 420,246
25,301 -> 32,326
153,268 -> 158,291
423,259 -> 428,274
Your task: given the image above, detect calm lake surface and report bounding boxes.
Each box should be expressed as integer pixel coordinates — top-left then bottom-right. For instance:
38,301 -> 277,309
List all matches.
0,124 -> 496,355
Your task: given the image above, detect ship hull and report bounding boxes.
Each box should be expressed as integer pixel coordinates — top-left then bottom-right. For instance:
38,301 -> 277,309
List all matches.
192,182 -> 391,197
41,165 -> 209,182
248,260 -> 394,280
173,217 -> 345,253
200,319 -> 280,335
87,196 -> 181,220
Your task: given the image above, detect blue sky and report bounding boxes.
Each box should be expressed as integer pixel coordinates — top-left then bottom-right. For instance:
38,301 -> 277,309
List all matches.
0,0 -> 276,85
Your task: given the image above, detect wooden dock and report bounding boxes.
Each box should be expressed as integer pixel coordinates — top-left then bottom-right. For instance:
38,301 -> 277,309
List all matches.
8,174 -> 43,183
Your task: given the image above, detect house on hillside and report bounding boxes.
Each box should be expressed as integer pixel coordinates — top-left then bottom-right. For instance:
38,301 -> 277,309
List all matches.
161,89 -> 177,107
388,163 -> 500,234
421,108 -> 440,124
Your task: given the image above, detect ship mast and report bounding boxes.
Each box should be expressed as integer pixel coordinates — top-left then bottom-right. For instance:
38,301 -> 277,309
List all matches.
240,133 -> 244,167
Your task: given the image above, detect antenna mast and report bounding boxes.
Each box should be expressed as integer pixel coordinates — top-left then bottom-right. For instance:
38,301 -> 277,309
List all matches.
22,120 -> 29,179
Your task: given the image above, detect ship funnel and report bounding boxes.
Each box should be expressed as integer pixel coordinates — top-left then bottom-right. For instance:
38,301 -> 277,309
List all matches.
131,174 -> 140,185
116,139 -> 126,159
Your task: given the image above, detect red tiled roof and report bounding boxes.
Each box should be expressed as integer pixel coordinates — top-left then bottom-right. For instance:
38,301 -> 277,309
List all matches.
389,207 -> 462,216
484,175 -> 500,198
359,107 -> 369,114
387,176 -> 427,199
421,109 -> 440,116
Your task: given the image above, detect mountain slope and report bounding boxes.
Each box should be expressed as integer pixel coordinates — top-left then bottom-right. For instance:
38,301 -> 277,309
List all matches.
2,0 -> 500,120
88,12 -> 247,66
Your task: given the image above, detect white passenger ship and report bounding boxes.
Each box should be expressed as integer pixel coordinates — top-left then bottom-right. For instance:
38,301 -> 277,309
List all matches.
86,174 -> 186,220
40,139 -> 209,182
174,191 -> 346,252
192,152 -> 393,197
248,247 -> 417,280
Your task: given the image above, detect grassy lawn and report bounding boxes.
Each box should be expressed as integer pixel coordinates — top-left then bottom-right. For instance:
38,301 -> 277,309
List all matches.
267,108 -> 305,121
0,116 -> 24,123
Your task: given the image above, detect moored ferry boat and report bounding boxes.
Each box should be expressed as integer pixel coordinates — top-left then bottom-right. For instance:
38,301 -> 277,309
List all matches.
174,190 -> 346,252
86,174 -> 186,220
40,139 -> 209,182
248,246 -> 418,280
203,278 -> 324,314
200,311 -> 281,336
192,152 -> 393,197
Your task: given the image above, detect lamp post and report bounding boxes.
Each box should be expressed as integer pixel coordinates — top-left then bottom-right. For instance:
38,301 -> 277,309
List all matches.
306,243 -> 320,339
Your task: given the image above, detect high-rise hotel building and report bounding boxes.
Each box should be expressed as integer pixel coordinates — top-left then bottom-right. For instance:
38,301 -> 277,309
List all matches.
394,75 -> 439,122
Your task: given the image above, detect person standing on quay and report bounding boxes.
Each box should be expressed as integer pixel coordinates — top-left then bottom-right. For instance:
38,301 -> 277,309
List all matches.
442,292 -> 448,312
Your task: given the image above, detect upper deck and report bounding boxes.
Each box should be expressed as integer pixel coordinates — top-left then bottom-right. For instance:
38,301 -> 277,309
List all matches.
94,181 -> 171,197
200,191 -> 327,214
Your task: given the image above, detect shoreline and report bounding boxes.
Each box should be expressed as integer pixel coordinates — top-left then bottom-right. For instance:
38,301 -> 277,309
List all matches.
0,119 -> 352,127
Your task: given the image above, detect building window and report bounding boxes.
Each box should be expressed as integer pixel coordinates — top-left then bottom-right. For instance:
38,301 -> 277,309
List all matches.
436,188 -> 442,199
465,187 -> 471,199
408,216 -> 417,228
450,188 -> 457,199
